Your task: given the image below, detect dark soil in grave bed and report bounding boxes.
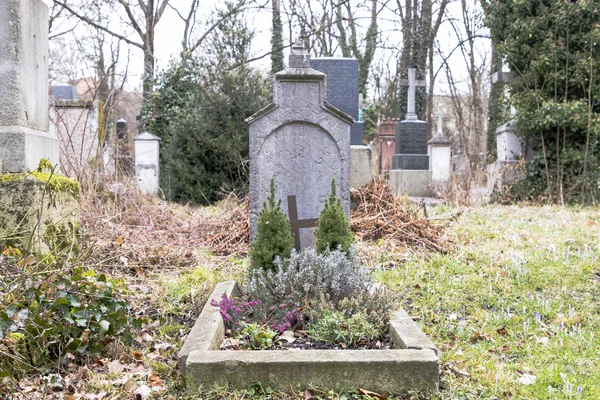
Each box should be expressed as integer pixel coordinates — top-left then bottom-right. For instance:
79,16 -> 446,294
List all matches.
220,330 -> 392,351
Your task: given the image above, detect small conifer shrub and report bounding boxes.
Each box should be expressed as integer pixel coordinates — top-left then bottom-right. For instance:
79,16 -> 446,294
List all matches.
315,179 -> 354,254
249,178 -> 294,271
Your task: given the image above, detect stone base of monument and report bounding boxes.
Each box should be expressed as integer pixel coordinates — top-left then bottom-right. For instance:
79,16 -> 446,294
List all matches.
0,127 -> 60,173
350,145 -> 372,188
179,281 -> 439,395
487,160 -> 525,197
389,170 -> 433,197
0,176 -> 80,254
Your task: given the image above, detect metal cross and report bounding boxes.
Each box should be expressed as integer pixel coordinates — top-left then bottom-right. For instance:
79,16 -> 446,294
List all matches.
287,195 -> 318,251
399,68 -> 426,121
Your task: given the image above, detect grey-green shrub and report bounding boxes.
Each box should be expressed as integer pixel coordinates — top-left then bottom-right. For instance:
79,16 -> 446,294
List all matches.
245,247 -> 370,307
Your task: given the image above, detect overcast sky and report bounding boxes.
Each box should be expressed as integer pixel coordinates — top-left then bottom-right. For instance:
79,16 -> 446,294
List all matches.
43,0 -> 490,98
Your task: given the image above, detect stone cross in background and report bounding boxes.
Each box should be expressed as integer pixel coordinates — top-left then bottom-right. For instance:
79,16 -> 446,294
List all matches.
436,104 -> 444,137
399,68 -> 427,121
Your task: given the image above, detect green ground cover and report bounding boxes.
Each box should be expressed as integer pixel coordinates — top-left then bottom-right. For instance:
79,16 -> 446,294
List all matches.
162,205 -> 599,399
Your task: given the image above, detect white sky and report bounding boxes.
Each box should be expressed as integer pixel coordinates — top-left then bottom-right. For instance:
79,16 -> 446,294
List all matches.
44,0 -> 490,98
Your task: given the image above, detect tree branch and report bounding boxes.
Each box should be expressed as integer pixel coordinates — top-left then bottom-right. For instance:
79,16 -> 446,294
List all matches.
52,0 -> 144,49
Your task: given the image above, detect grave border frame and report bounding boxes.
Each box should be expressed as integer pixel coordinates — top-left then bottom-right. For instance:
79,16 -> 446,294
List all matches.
179,281 -> 439,395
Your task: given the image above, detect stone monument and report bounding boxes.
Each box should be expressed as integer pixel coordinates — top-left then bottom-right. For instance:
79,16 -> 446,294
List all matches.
0,0 -> 59,173
246,39 -> 353,250
134,132 -> 161,195
0,0 -> 79,254
427,106 -> 452,182
309,57 -> 372,188
389,68 -> 432,197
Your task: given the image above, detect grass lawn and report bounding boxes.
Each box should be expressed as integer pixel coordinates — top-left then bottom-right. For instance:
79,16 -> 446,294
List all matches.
156,204 -> 599,399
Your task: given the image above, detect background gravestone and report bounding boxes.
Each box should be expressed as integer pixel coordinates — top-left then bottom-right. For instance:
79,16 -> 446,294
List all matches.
247,40 -> 353,250
309,58 -> 363,145
388,68 -> 432,197
0,0 -> 59,173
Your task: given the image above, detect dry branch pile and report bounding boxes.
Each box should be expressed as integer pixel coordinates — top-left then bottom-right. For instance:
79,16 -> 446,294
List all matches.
197,196 -> 250,257
82,179 -> 448,270
350,179 -> 450,252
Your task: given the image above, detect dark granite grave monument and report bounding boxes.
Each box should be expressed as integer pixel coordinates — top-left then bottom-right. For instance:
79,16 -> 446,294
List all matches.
392,68 -> 429,170
309,57 -> 363,145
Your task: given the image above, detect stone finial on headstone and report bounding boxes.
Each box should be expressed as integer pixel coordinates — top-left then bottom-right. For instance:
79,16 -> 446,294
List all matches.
289,37 -> 310,68
436,104 -> 444,137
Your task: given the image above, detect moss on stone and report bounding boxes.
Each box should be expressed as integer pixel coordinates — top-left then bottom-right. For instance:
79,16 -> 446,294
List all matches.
0,159 -> 80,197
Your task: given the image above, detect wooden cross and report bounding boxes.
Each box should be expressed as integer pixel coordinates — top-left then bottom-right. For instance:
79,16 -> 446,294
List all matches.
399,68 -> 426,120
287,195 -> 318,251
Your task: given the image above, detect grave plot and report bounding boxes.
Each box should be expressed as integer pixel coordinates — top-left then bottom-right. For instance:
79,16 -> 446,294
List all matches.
178,40 -> 440,397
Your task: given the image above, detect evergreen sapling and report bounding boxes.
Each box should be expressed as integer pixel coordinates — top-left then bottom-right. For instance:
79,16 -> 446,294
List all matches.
315,179 -> 354,254
249,178 -> 294,271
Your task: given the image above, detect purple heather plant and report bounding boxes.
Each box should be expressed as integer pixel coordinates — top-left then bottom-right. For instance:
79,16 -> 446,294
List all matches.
211,294 -> 261,334
211,294 -> 305,335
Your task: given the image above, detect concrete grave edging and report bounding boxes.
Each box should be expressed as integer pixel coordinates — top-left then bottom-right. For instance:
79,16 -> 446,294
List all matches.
178,280 -> 439,395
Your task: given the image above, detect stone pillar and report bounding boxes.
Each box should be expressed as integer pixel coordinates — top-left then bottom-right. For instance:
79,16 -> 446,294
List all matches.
0,0 -> 59,173
428,137 -> 452,182
376,119 -> 398,176
134,132 -> 161,195
247,39 -> 353,250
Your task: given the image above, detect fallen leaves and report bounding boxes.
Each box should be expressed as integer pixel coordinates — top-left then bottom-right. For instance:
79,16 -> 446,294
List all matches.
358,388 -> 388,399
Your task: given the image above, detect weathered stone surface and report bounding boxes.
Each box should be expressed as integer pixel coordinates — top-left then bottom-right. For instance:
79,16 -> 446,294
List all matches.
0,0 -> 49,130
0,0 -> 59,173
389,169 -> 432,197
0,176 -> 80,254
186,349 -> 438,395
134,132 -> 161,195
350,145 -> 372,188
182,281 -> 440,395
247,43 -> 352,250
0,126 -> 60,173
389,309 -> 438,355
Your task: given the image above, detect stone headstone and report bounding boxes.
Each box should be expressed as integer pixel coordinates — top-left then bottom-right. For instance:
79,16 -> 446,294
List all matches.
134,132 -> 160,195
309,57 -> 363,145
392,121 -> 429,170
0,0 -> 59,173
392,68 -> 429,171
247,39 -> 353,250
427,107 -> 452,182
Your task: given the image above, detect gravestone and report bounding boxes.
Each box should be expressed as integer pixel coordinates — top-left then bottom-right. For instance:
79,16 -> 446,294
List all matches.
247,39 -> 353,250
310,57 -> 372,188
376,119 -> 398,175
389,68 -> 432,197
0,0 -> 59,173
134,132 -> 160,195
309,58 -> 363,145
0,0 -> 79,254
427,106 -> 452,182
392,69 -> 429,170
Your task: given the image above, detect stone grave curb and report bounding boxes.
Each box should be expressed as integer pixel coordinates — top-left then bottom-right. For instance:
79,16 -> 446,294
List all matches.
179,281 -> 439,395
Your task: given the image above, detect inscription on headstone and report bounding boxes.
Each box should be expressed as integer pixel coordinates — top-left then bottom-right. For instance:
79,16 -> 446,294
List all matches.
396,122 -> 428,154
310,58 -> 363,145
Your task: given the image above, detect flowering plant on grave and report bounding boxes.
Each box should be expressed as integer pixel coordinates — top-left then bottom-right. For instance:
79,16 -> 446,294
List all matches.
211,294 -> 261,334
